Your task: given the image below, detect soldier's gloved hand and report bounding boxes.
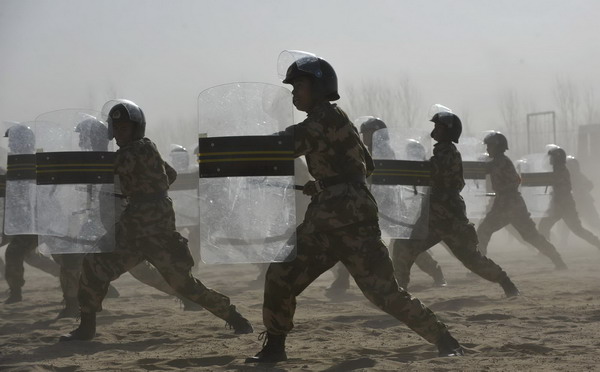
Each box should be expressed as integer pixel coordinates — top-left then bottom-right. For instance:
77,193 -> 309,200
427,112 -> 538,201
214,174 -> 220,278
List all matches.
303,180 -> 319,196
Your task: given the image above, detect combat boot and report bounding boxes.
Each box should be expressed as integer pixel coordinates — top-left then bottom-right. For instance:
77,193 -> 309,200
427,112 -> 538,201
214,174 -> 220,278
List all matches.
553,259 -> 568,271
436,331 -> 464,357
245,332 -> 287,363
4,288 -> 22,304
59,312 -> 96,342
499,277 -> 520,297
432,268 -> 448,287
225,306 -> 254,334
56,297 -> 79,319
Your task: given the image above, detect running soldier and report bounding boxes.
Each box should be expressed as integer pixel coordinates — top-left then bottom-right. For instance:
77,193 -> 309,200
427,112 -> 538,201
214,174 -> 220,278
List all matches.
475,132 -> 567,269
538,146 -> 600,250
60,100 -> 252,341
328,119 -> 447,297
391,106 -> 520,296
246,52 -> 463,363
53,118 -> 201,318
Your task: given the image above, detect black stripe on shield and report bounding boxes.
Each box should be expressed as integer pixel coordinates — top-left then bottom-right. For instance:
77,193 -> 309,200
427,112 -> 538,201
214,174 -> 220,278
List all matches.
7,154 -> 37,180
371,159 -> 431,186
198,135 -> 294,178
36,151 -> 115,185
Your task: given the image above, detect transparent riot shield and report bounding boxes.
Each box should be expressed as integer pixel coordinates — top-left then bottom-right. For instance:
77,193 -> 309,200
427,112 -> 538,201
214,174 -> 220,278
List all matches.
457,136 -> 490,220
362,116 -> 430,239
198,82 -> 296,264
166,144 -> 200,229
33,109 -> 116,254
518,153 -> 552,217
4,122 -> 37,235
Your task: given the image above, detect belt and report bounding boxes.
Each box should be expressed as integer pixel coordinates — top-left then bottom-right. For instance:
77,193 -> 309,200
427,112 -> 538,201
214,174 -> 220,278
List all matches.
127,191 -> 168,203
315,174 -> 366,193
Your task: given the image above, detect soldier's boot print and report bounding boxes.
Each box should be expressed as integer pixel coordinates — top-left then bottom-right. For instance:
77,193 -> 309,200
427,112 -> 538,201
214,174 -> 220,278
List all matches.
105,284 -> 120,299
245,332 -> 287,363
4,287 -> 22,304
499,277 -> 520,297
56,297 -> 79,319
225,306 -> 253,334
436,331 -> 464,357
59,311 -> 96,342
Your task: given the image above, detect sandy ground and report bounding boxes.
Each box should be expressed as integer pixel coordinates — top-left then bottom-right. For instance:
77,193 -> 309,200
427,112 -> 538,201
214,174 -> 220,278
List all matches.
1,231 -> 600,371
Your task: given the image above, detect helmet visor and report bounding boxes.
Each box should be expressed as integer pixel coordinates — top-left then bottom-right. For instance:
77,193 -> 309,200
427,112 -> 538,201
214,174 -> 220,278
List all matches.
277,50 -> 320,81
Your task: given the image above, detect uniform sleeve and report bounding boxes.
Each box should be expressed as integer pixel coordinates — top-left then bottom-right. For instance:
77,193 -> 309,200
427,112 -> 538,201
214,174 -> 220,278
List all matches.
114,147 -> 137,176
282,121 -> 328,157
164,161 -> 177,185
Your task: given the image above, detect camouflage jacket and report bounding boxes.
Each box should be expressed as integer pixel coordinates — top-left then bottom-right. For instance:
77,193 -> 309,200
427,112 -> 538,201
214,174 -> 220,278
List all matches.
280,102 -> 378,232
115,138 -> 177,237
429,141 -> 468,221
486,154 -> 521,195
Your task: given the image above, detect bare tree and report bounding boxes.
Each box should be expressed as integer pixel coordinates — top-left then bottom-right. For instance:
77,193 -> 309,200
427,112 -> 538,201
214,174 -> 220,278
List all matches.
582,86 -> 598,125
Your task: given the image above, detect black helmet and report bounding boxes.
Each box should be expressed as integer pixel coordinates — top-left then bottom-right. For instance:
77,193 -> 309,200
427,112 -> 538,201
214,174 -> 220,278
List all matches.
483,131 -> 509,152
104,99 -> 146,140
430,111 -> 462,143
5,124 -> 35,154
75,116 -> 109,151
406,139 -> 427,161
359,117 -> 387,134
282,54 -> 339,101
547,144 -> 567,165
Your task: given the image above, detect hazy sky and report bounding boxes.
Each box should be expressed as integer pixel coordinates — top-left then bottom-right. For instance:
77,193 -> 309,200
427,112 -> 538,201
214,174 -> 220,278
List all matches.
1,0 -> 598,146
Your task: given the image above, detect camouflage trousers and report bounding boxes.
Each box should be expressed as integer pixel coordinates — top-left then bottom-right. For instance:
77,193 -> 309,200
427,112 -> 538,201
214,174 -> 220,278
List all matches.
52,253 -> 178,301
391,205 -> 510,289
263,222 -> 448,344
334,246 -> 445,286
539,197 -> 600,250
477,194 -> 565,266
78,231 -> 233,320
4,235 -> 60,290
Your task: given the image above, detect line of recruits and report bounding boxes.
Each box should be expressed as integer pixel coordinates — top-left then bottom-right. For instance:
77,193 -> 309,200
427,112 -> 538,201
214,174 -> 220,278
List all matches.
4,50 -> 599,364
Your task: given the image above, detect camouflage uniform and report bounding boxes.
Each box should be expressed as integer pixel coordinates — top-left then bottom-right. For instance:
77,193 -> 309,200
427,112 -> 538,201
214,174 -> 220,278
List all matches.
78,138 -> 235,320
476,154 -> 566,267
4,235 -> 60,292
263,102 -> 448,344
392,141 -> 513,289
538,165 -> 600,249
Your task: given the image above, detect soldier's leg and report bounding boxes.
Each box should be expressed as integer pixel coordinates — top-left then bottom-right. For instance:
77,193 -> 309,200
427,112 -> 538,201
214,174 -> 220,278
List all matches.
60,247 -> 146,341
78,248 -> 145,313
476,207 -> 510,256
414,250 -> 447,287
128,261 -> 177,296
563,208 -> 600,250
24,249 -> 61,277
538,213 -> 562,241
141,232 -> 251,332
340,225 -> 461,355
510,205 -> 567,269
390,234 -> 441,289
0,256 -> 4,278
52,253 -> 85,318
4,235 -> 38,303
442,221 -> 519,297
262,226 -> 338,336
